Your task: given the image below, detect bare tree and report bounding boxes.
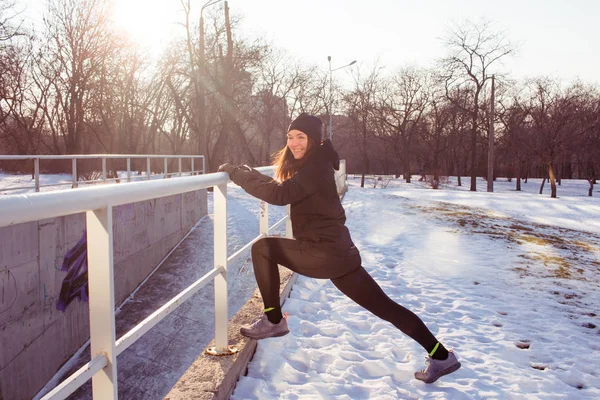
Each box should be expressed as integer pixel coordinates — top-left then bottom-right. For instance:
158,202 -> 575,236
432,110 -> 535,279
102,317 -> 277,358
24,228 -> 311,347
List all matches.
420,87 -> 451,184
439,19 -> 513,191
0,0 -> 31,152
439,86 -> 472,186
246,48 -> 312,164
33,0 -> 119,155
0,0 -> 23,44
524,77 -> 580,198
496,85 -> 531,190
569,83 -> 600,196
344,66 -> 381,187
376,66 -> 429,182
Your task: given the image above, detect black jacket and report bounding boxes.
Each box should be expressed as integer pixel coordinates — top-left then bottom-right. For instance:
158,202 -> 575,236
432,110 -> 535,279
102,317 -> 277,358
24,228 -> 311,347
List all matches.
229,140 -> 358,256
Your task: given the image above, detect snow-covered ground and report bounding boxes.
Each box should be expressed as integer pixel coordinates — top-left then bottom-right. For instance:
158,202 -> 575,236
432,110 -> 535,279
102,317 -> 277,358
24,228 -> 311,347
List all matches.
2,172 -> 599,399
232,176 -> 600,399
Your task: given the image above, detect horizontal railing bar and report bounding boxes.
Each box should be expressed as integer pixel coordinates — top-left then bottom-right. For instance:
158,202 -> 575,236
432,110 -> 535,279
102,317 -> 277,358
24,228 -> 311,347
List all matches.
0,172 -> 234,228
254,166 -> 274,174
227,233 -> 266,264
39,181 -> 72,187
115,266 -> 225,356
49,172 -> 202,185
268,215 -> 288,234
226,215 -> 289,264
0,172 -> 201,189
0,171 -> 204,193
0,185 -> 44,191
40,354 -> 108,400
0,155 -> 205,160
1,166 -> 277,228
75,178 -> 119,185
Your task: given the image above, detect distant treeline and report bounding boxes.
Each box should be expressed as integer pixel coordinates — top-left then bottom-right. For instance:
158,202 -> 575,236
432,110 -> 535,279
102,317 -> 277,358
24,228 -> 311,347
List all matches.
1,1 -> 598,196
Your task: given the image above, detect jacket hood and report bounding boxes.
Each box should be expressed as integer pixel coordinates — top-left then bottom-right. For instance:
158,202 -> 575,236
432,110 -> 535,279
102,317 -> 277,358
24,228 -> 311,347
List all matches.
317,139 -> 340,170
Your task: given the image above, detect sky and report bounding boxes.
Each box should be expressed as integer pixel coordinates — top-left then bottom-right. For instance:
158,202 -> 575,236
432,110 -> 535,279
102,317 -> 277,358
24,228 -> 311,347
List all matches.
18,0 -> 600,87
6,171 -> 598,399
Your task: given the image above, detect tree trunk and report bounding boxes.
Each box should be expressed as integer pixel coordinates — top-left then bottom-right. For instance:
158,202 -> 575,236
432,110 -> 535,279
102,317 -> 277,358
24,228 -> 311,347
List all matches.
470,122 -> 477,191
548,163 -> 557,198
456,159 -> 462,187
588,179 -> 594,197
469,104 -> 479,191
403,144 -> 411,183
432,152 -> 440,183
233,122 -> 257,165
539,177 -> 546,195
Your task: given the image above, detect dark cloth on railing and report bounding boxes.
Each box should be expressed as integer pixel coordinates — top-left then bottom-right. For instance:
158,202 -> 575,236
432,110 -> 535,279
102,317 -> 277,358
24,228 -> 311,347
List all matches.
228,140 -> 357,257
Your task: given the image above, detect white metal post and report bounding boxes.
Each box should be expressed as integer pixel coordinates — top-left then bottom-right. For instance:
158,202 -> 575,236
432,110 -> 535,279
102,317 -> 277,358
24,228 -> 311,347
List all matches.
337,159 -> 347,194
86,206 -> 117,399
164,158 -> 168,179
178,158 -> 182,177
72,158 -> 78,188
191,158 -> 195,176
34,158 -> 40,192
286,204 -> 293,238
259,200 -> 269,236
202,156 -> 206,174
146,158 -> 151,180
102,158 -> 107,182
341,159 -> 347,192
127,158 -> 131,182
213,183 -> 228,351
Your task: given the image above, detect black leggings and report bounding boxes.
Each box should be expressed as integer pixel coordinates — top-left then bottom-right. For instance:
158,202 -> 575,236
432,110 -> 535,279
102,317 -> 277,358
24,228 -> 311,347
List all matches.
251,237 -> 439,352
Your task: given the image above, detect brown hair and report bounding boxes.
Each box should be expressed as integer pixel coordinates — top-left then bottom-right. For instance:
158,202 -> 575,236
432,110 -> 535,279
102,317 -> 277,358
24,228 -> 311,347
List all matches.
273,137 -> 317,182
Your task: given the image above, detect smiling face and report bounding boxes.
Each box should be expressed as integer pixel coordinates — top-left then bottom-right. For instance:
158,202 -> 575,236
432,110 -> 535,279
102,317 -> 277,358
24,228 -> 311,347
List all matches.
287,129 -> 309,159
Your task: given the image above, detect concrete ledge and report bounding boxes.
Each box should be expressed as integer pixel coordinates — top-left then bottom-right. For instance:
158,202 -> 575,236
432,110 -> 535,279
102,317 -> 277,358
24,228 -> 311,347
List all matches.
165,267 -> 298,400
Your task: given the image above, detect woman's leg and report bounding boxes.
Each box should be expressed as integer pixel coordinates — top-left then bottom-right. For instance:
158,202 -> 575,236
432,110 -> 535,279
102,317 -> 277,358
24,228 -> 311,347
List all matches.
331,266 -> 449,360
251,237 -> 357,323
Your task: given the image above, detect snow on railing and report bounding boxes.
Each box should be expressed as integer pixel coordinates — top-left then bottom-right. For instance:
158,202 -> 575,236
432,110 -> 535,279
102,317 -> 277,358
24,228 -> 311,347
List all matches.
0,154 -> 206,193
0,163 -> 346,400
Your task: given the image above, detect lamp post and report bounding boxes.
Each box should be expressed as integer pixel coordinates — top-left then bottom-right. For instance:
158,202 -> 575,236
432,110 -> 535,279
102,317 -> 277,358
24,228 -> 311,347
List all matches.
328,56 -> 356,143
200,0 -> 222,38
197,0 -> 222,157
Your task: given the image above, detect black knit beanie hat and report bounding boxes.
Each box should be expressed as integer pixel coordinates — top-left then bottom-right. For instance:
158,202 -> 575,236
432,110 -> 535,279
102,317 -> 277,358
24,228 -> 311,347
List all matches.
288,113 -> 322,143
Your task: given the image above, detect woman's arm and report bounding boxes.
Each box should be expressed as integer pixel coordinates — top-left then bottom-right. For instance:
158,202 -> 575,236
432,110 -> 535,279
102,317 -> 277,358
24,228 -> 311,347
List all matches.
227,163 -> 325,206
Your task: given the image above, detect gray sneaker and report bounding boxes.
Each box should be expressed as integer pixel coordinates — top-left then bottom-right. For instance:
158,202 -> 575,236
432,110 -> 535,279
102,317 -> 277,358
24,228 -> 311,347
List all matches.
414,350 -> 461,383
240,314 -> 289,340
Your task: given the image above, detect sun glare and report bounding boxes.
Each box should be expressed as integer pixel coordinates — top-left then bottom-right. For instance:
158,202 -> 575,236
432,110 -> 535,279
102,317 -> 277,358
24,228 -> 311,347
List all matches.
112,0 -> 179,51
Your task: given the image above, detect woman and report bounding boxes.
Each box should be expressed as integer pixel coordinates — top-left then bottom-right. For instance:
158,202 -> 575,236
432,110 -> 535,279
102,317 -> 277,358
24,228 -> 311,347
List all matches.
218,113 -> 461,384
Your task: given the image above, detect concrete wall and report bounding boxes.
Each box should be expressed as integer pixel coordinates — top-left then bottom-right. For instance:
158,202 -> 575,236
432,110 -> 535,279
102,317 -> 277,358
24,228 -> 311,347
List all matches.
0,189 -> 207,400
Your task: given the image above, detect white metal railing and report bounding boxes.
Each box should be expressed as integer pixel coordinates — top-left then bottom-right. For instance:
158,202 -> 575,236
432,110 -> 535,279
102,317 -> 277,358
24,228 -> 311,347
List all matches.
0,154 -> 205,193
0,163 -> 346,400
336,160 -> 347,194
